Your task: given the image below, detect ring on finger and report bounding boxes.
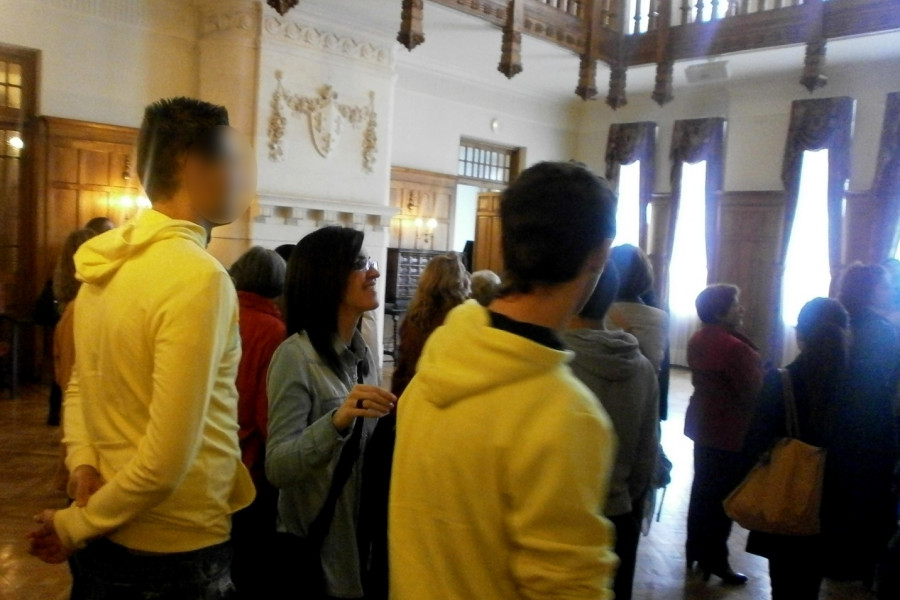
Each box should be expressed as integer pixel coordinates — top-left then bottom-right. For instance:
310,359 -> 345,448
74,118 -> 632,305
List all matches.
356,399 -> 365,409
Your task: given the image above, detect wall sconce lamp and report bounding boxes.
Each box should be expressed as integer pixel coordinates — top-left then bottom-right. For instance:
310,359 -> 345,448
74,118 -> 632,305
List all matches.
414,217 -> 438,249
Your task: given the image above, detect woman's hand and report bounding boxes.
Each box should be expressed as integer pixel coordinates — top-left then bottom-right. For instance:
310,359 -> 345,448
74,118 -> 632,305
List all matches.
332,385 -> 397,432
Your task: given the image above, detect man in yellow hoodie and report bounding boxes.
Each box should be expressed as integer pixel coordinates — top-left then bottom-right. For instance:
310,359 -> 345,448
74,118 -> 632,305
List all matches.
389,161 -> 620,599
27,98 -> 255,598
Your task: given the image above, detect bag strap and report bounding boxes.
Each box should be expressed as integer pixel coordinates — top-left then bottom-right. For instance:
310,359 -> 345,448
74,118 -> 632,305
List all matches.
779,368 -> 801,439
305,359 -> 367,548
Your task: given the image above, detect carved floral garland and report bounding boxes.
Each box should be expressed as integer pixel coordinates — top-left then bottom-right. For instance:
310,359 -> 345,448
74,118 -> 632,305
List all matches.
267,70 -> 378,173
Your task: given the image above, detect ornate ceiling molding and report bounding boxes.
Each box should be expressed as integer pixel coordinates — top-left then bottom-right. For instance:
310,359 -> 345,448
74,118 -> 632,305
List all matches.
199,4 -> 259,37
262,16 -> 394,68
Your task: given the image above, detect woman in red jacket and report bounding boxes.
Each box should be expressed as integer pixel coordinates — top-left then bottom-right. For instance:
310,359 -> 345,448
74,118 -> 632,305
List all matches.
228,246 -> 287,598
685,284 -> 763,585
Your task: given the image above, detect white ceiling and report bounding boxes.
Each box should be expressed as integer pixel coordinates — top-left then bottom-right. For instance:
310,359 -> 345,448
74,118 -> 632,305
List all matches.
297,0 -> 900,102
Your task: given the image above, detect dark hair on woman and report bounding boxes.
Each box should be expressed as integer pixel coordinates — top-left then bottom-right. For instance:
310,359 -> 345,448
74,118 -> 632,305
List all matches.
84,217 -> 115,234
500,161 -> 617,295
230,246 -> 286,299
610,244 -> 653,301
137,97 -> 229,201
54,228 -> 96,305
274,244 -> 296,263
794,297 -> 850,432
839,263 -> 888,320
695,284 -> 739,324
284,226 -> 364,377
578,261 -> 620,321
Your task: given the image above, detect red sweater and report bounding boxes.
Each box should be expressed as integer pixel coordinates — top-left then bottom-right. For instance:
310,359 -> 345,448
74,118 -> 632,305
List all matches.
235,291 -> 286,488
684,324 -> 763,452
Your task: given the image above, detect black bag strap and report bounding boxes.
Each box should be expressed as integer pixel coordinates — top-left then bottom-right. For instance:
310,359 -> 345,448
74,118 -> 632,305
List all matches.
779,368 -> 801,439
305,360 -> 367,549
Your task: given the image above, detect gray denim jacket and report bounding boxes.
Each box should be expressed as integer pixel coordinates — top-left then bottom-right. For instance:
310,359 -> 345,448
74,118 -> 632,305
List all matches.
266,330 -> 379,599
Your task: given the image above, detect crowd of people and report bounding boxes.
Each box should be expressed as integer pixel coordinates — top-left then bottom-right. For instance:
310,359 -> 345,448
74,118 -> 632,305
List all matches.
24,95 -> 900,600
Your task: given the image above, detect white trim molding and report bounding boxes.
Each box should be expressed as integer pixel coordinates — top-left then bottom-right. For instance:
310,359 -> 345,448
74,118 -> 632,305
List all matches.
255,192 -> 398,232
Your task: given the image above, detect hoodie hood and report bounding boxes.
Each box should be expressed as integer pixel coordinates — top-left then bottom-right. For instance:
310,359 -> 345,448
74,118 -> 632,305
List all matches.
75,209 -> 207,286
413,300 -> 573,408
561,328 -> 645,382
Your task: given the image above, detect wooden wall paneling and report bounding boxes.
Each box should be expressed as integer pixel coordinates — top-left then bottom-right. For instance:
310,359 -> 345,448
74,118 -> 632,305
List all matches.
646,193 -> 671,299
716,191 -> 785,362
389,167 -> 456,251
28,117 -> 139,378
843,190 -> 880,264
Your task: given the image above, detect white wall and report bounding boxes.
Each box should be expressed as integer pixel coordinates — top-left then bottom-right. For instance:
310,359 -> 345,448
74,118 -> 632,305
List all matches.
0,0 -> 198,126
573,58 -> 900,194
391,60 -> 580,176
452,184 -> 479,252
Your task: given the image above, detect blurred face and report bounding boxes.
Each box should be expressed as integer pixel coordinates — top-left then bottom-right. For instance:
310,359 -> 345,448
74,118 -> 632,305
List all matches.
343,252 -> 380,314
183,126 -> 256,226
872,277 -> 892,312
720,297 -> 745,329
573,240 -> 613,315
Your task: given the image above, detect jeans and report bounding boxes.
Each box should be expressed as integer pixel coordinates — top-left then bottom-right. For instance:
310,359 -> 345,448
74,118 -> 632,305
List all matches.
70,538 -> 236,600
608,506 -> 643,600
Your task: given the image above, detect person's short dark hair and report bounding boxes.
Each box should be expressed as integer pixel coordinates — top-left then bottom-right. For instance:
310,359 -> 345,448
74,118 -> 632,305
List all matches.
84,217 -> 115,234
839,263 -> 889,319
230,246 -> 286,299
695,284 -> 740,324
579,261 -> 620,321
136,97 -> 230,201
274,244 -> 296,263
500,161 -> 616,295
610,244 -> 653,301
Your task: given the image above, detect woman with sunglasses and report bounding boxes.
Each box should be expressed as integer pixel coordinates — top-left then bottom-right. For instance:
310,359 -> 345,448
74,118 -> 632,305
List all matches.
266,227 -> 396,600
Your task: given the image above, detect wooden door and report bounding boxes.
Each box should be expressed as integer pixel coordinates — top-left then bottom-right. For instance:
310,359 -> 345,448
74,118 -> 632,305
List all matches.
474,192 -> 503,273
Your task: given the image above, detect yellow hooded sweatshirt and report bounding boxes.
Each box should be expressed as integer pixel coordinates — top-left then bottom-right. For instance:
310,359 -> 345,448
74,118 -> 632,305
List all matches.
54,209 -> 254,554
389,301 -> 618,600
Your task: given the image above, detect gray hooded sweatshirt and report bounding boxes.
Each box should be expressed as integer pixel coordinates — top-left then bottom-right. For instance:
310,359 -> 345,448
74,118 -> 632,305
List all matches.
562,328 -> 660,517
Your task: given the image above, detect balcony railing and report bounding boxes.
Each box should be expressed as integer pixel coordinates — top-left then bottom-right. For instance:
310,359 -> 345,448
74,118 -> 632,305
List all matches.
629,0 -> 815,33
537,0 -> 584,17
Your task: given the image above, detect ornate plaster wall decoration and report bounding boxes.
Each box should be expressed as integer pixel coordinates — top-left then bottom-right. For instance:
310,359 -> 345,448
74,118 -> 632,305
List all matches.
268,71 -> 378,173
263,17 -> 393,68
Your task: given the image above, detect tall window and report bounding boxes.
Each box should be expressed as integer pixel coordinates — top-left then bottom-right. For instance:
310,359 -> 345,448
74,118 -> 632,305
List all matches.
669,160 -> 709,317
782,149 -> 832,363
614,160 -> 642,247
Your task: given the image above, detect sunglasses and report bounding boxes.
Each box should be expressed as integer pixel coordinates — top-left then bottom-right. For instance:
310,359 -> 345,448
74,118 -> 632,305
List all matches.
353,256 -> 379,272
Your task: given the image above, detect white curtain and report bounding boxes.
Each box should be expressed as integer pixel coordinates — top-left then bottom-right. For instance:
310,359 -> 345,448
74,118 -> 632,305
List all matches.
615,160 -> 643,247
668,161 -> 708,366
780,149 -> 831,366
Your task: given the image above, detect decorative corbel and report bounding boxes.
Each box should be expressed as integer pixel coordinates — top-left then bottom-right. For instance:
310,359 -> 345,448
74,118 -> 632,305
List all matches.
576,55 -> 599,101
498,0 -> 523,79
397,0 -> 425,51
799,0 -> 828,92
267,0 -> 299,16
606,62 -> 628,109
652,60 -> 674,106
651,0 -> 674,106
